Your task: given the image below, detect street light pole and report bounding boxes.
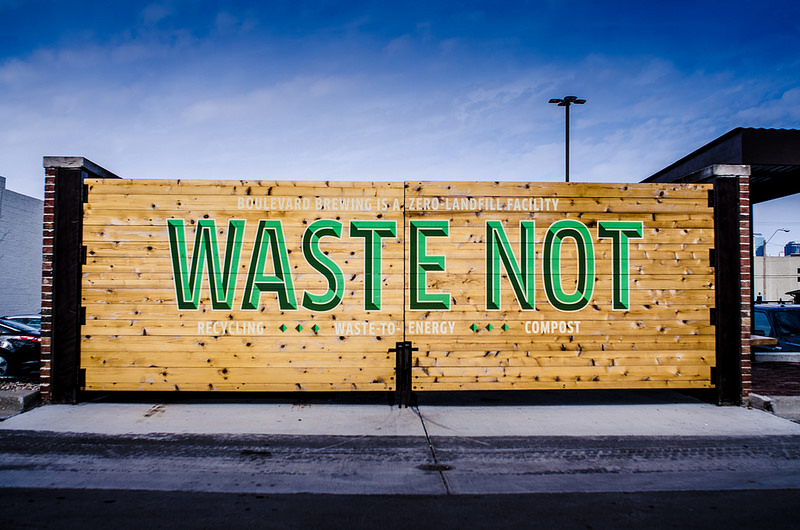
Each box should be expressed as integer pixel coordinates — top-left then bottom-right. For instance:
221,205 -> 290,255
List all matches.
762,228 -> 790,303
549,95 -> 586,183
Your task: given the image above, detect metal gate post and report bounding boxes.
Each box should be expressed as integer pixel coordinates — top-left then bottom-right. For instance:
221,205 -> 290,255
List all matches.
713,177 -> 745,404
390,341 -> 415,407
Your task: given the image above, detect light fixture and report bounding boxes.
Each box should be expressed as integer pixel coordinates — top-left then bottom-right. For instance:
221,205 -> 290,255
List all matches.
549,96 -> 586,183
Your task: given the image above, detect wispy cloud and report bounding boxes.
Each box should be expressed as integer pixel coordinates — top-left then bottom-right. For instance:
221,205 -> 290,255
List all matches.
0,1 -> 798,200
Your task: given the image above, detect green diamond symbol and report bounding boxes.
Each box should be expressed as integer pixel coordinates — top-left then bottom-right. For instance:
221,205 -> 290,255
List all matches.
311,324 -> 320,333
470,323 -> 479,332
279,324 -> 287,332
501,323 -> 510,332
295,324 -> 304,332
485,324 -> 494,331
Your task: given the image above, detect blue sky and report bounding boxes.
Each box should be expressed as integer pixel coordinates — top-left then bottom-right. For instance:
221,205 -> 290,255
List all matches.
1,0 -> 799,249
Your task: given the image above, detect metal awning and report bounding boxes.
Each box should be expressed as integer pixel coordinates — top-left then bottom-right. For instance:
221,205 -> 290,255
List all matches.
643,128 -> 800,203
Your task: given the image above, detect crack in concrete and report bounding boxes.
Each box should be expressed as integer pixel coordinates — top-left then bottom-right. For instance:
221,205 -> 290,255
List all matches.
413,405 -> 451,495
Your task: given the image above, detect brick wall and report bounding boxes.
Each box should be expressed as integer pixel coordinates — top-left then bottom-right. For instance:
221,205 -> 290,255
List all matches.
41,158 -> 119,403
41,169 -> 55,401
739,175 -> 752,398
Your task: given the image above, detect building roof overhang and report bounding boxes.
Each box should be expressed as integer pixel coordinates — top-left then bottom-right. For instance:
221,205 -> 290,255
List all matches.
643,128 -> 800,203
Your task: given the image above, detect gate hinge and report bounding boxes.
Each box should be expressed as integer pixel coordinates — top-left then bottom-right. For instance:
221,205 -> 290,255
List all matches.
707,189 -> 715,208
710,308 -> 717,326
709,248 -> 716,267
79,306 -> 86,326
82,183 -> 89,203
81,245 -> 87,265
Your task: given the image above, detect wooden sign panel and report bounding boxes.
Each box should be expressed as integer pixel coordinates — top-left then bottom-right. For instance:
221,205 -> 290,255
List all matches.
81,180 -> 405,391
80,179 -> 715,392
405,182 -> 715,390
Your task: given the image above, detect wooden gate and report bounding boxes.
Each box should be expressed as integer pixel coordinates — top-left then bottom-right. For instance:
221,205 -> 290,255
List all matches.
79,179 -> 715,392
81,180 -> 404,391
405,182 -> 716,390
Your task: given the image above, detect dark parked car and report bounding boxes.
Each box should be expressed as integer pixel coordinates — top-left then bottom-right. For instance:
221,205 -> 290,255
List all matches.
0,318 -> 41,377
1,314 -> 41,330
753,304 -> 800,356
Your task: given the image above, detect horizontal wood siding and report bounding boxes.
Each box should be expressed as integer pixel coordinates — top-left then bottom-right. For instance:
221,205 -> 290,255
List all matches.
81,179 -> 404,391
405,181 -> 715,391
81,179 -> 715,393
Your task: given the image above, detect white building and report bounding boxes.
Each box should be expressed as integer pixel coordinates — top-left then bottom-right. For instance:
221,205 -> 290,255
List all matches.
753,255 -> 800,303
0,176 -> 43,315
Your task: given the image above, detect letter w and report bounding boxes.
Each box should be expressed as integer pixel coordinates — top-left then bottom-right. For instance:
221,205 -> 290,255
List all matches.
167,219 -> 245,310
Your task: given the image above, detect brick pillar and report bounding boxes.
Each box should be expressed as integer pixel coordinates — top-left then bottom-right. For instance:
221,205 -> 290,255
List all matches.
41,158 -> 119,403
704,166 -> 751,405
40,170 -> 56,401
738,176 -> 752,398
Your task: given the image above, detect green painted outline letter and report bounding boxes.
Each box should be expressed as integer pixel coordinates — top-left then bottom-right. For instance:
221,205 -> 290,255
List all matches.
543,219 -> 595,312
242,220 -> 297,311
409,220 -> 450,310
302,220 -> 345,312
598,221 -> 643,310
167,219 -> 245,310
485,220 -> 536,311
349,220 -> 397,311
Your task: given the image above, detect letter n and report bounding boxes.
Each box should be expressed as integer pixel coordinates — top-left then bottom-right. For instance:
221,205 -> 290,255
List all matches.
485,221 -> 536,310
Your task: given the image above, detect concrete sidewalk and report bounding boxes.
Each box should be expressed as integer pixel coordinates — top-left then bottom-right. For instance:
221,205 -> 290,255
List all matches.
3,390 -> 800,497
748,393 -> 800,422
0,388 -> 40,420
3,390 -> 800,437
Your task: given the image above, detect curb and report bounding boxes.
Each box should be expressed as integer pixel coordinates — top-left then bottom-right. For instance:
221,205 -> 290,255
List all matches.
0,390 -> 41,420
748,393 -> 800,419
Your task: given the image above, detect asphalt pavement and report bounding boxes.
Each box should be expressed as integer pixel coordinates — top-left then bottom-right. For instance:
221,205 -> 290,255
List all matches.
2,390 -> 800,528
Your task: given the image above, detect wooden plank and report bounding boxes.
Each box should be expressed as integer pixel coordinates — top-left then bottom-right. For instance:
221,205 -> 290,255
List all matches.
410,364 -> 711,378
750,335 -> 778,346
81,334 -> 400,352
81,258 -> 715,276
81,304 -> 712,322
82,221 -> 713,239
85,178 -> 404,195
411,337 -> 715,350
82,351 -> 395,368
83,381 -> 392,392
79,277 -> 715,293
82,319 -> 404,336
82,246 -> 712,261
404,199 -> 711,214
85,197 -> 404,213
410,380 -> 713,391
82,213 -> 716,230
406,181 -> 712,199
83,366 -> 394,384
416,351 -> 714,368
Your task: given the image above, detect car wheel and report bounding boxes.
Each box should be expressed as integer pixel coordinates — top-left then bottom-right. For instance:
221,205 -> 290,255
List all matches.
0,354 -> 9,377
